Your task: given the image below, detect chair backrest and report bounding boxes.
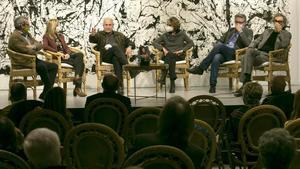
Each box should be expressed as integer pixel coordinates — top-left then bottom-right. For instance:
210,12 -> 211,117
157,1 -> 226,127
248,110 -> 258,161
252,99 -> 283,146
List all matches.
8,100 -> 44,127
7,48 -> 36,70
191,119 -> 216,169
188,95 -> 226,134
123,107 -> 160,147
122,145 -> 195,169
0,150 -> 30,169
285,118 -> 300,169
64,123 -> 125,169
238,105 -> 287,159
19,107 -> 71,143
84,98 -> 128,135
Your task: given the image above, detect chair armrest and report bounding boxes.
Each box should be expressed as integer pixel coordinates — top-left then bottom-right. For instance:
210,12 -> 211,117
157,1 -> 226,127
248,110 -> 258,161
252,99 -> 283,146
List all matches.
9,51 -> 36,69
235,48 -> 247,61
185,48 -> 193,62
268,48 -> 289,63
150,47 -> 163,63
90,44 -> 101,66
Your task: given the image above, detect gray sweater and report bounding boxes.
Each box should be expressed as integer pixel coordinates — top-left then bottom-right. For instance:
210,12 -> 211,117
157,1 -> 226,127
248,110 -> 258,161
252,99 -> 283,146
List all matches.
152,30 -> 194,53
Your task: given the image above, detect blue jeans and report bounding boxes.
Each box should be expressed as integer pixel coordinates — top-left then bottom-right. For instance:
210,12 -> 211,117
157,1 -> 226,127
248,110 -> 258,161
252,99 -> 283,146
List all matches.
199,43 -> 235,87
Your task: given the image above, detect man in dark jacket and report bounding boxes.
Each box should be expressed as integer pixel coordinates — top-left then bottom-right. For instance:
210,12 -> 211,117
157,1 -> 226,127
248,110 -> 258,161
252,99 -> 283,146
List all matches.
8,16 -> 58,99
188,13 -> 253,93
89,17 -> 135,94
85,73 -> 132,112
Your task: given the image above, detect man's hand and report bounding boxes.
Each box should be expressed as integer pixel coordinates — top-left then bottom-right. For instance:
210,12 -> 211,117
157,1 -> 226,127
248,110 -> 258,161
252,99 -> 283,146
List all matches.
90,27 -> 97,36
162,47 -> 169,55
26,44 -> 35,50
274,22 -> 283,32
125,46 -> 132,56
235,24 -> 243,33
175,50 -> 183,55
62,54 -> 70,60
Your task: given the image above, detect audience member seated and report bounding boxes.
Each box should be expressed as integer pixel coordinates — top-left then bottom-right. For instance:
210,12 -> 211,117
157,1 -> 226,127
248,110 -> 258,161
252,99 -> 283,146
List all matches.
262,76 -> 294,119
228,82 -> 263,141
1,82 -> 27,116
259,128 -> 296,169
43,86 -> 73,126
129,96 -> 205,169
290,89 -> 300,120
23,128 -> 65,169
85,73 -> 132,112
43,19 -> 86,97
0,116 -> 24,155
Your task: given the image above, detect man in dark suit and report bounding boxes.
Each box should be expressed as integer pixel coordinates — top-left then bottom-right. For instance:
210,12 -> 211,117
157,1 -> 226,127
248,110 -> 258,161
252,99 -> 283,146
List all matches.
235,13 -> 291,97
85,73 -> 132,112
188,13 -> 253,93
8,16 -> 58,100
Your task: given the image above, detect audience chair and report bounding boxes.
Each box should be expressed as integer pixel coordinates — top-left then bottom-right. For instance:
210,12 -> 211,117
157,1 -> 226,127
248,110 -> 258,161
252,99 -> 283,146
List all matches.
151,47 -> 193,90
191,119 -> 217,169
7,99 -> 43,127
0,150 -> 30,169
218,48 -> 247,91
7,48 -> 44,99
19,107 -> 71,143
64,123 -> 125,169
44,47 -> 87,93
123,107 -> 160,148
122,145 -> 195,169
229,105 -> 287,168
253,44 -> 292,93
84,98 -> 129,135
90,44 -> 131,92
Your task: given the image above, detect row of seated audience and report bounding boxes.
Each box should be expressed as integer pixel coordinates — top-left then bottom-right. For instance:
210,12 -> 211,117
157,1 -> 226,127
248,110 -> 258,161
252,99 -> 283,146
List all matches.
0,73 -> 299,169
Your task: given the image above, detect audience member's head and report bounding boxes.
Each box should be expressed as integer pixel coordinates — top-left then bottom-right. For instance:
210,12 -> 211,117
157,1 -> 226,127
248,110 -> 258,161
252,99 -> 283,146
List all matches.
159,96 -> 194,147
44,87 -> 67,119
167,17 -> 181,32
102,73 -> 119,92
259,128 -> 296,169
14,16 -> 30,32
242,82 -> 263,105
291,89 -> 300,119
0,116 -> 17,153
9,82 -> 27,103
24,128 -> 61,169
271,76 -> 286,94
125,166 -> 144,169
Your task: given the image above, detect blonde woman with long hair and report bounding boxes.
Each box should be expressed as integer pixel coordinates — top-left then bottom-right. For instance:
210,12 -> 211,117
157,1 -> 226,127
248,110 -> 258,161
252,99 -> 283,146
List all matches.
43,19 -> 86,97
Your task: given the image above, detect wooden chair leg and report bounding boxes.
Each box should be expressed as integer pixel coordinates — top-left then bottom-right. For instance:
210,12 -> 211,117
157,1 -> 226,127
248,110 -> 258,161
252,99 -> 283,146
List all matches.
268,71 -> 273,93
229,78 -> 233,90
63,82 -> 67,93
184,77 -> 189,91
235,77 -> 239,91
33,75 -> 37,100
96,70 -> 101,92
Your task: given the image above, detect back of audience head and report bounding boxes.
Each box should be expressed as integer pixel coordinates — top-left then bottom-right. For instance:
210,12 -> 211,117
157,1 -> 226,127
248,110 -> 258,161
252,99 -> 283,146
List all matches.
24,128 -> 61,169
291,89 -> 300,119
159,96 -> 194,147
44,86 -> 67,118
102,73 -> 119,92
242,82 -> 263,105
0,116 -> 17,153
271,76 -> 286,94
259,128 -> 296,169
9,82 -> 27,103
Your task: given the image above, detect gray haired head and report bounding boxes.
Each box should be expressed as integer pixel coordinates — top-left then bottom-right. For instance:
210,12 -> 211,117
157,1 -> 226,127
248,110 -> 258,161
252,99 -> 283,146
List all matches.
14,16 -> 28,30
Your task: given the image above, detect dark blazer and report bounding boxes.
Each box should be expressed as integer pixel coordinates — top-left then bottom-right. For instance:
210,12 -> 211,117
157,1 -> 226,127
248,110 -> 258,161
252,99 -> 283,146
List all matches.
8,30 -> 43,55
249,29 -> 291,50
219,27 -> 253,50
43,33 -> 71,54
89,31 -> 134,57
85,91 -> 132,112
129,132 -> 205,169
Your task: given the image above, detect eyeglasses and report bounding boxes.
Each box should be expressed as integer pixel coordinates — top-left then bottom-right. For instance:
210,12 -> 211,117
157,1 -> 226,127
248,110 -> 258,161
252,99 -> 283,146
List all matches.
274,19 -> 284,23
235,21 -> 245,24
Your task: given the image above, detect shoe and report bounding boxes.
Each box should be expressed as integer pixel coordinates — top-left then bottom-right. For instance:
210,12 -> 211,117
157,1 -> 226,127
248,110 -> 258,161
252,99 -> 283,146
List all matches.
234,87 -> 243,97
169,80 -> 175,93
187,66 -> 204,75
209,86 -> 216,93
73,88 -> 87,97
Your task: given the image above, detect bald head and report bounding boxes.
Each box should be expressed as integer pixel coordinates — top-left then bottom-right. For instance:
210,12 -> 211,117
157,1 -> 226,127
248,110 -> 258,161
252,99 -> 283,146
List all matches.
103,17 -> 114,33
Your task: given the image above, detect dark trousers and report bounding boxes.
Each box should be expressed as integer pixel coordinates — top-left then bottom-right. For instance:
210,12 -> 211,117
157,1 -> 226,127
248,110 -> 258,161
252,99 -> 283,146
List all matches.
36,59 -> 58,96
103,46 -> 128,86
163,52 -> 185,80
62,52 -> 85,88
199,43 -> 235,87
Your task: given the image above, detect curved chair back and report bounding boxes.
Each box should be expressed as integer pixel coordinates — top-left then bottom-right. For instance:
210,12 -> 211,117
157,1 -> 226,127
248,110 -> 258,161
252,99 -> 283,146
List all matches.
84,98 -> 128,135
8,100 -> 43,127
188,95 -> 226,134
0,150 -> 30,169
19,107 -> 71,143
285,118 -> 300,169
64,123 -> 125,169
122,145 -> 195,169
191,119 -> 216,169
238,105 -> 287,166
123,107 -> 160,141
